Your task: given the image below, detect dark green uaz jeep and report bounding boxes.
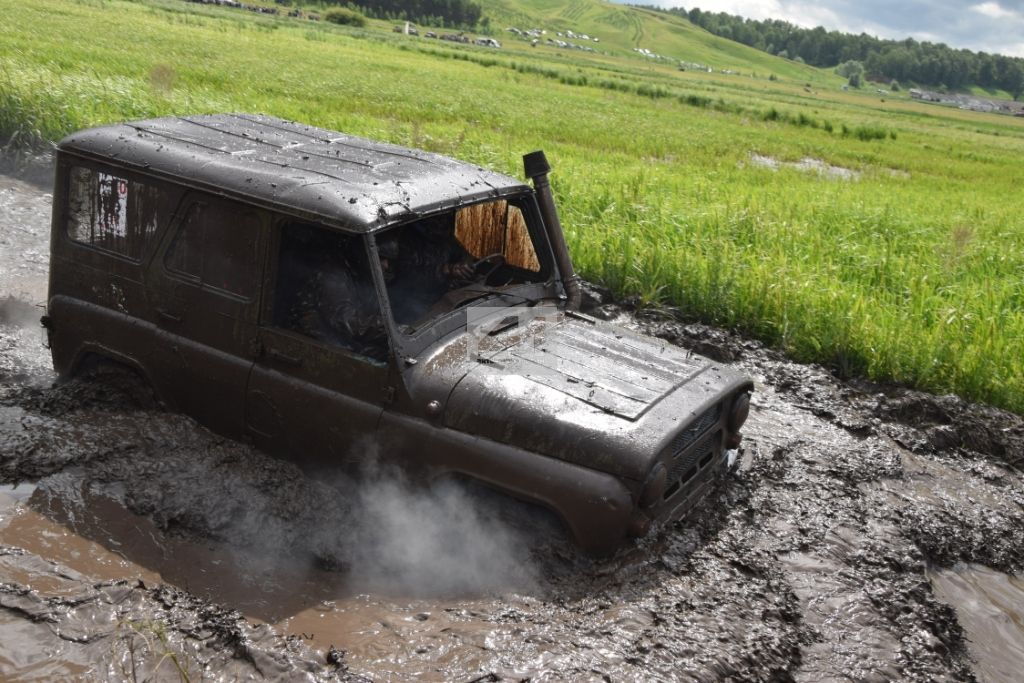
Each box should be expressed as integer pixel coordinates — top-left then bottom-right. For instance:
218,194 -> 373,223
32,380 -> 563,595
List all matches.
44,114 -> 753,554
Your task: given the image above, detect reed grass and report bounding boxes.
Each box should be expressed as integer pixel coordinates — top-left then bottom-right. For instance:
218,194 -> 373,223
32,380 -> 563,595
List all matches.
3,0 -> 1023,412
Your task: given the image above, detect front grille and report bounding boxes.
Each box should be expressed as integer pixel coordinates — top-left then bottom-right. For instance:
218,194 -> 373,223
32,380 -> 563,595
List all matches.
667,404 -> 721,458
667,428 -> 720,484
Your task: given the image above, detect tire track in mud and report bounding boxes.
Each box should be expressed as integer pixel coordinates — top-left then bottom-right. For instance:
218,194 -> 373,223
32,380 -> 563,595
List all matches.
2,169 -> 1024,680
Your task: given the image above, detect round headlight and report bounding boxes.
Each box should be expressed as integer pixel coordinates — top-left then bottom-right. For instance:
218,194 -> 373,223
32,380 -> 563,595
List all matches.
639,462 -> 667,507
728,392 -> 751,432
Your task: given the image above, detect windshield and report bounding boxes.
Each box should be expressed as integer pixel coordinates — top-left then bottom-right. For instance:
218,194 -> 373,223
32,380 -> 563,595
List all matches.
379,196 -> 551,335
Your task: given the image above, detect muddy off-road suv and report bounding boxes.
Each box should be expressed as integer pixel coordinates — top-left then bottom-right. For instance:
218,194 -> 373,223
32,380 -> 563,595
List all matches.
44,114 -> 752,554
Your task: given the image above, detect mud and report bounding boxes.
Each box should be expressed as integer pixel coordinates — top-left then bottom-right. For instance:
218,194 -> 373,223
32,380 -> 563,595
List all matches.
928,564 -> 1024,683
2,168 -> 1024,681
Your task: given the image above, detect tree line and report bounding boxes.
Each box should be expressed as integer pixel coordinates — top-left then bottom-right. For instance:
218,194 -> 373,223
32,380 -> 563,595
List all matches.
643,5 -> 1024,99
334,0 -> 483,28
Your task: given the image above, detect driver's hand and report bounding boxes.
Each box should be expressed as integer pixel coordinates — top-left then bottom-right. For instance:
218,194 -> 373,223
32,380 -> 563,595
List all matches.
445,261 -> 475,280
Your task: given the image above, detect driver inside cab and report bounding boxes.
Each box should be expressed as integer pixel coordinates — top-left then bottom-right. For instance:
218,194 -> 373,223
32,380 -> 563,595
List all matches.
383,214 -> 476,326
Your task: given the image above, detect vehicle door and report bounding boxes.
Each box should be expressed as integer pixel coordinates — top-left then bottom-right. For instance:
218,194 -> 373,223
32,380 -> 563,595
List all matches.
48,161 -> 181,376
146,192 -> 266,439
245,220 -> 391,469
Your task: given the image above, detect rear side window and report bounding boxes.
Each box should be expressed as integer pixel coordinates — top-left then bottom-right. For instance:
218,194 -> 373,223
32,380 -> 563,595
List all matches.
165,198 -> 261,299
66,166 -> 164,261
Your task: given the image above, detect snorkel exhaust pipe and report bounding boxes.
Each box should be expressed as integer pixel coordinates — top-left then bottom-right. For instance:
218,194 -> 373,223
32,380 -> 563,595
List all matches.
523,150 -> 582,311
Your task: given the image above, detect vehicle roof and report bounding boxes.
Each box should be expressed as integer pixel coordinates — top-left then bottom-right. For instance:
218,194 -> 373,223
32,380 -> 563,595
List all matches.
57,114 -> 532,232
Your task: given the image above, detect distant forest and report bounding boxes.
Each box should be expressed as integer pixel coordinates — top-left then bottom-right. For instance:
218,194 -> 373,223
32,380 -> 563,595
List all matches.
648,5 -> 1024,98
347,0 -> 483,27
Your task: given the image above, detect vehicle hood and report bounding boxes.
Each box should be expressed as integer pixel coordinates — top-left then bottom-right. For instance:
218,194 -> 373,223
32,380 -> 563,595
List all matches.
432,313 -> 741,481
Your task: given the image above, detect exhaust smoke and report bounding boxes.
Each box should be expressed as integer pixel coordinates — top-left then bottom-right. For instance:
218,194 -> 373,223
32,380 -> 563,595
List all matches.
34,413 -> 545,599
345,463 -> 540,596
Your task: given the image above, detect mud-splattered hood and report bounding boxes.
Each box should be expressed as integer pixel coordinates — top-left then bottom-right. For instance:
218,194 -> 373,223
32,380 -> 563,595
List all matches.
409,313 -> 748,481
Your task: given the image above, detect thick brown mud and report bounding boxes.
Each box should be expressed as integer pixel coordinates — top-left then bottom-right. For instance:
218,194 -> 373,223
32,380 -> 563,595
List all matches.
2,167 -> 1024,681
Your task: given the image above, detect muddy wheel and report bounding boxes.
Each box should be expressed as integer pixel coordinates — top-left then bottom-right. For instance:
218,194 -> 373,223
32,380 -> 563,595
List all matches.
433,473 -> 575,551
73,355 -> 158,410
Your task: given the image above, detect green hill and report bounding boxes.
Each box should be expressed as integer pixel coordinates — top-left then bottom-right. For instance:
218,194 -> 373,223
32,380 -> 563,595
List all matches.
482,0 -> 829,82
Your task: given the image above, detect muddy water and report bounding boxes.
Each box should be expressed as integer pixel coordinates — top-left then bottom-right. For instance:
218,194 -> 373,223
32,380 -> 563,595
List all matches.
0,172 -> 53,387
929,564 -> 1024,683
0,173 -> 50,300
3,166 -> 1024,680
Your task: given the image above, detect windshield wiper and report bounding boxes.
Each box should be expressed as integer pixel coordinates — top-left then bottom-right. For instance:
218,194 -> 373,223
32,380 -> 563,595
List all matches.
451,286 -> 548,308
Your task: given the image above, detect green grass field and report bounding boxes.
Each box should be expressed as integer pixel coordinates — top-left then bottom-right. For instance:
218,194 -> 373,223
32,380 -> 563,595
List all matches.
3,0 -> 1023,413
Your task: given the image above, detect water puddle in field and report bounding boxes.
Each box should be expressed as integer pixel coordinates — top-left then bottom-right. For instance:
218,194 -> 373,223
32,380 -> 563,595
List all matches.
0,419 -> 562,679
747,153 -> 861,180
0,473 -> 563,680
928,564 -> 1024,683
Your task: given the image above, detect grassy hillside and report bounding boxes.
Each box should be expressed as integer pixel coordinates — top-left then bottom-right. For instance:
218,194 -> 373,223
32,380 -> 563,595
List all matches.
2,0 -> 1024,413
486,0 -> 830,82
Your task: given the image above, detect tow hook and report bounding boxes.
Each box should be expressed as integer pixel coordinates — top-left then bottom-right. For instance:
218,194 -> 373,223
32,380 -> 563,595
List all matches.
727,449 -> 740,470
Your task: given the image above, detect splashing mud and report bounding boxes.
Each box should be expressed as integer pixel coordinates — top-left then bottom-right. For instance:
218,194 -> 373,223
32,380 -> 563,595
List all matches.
2,166 -> 1024,680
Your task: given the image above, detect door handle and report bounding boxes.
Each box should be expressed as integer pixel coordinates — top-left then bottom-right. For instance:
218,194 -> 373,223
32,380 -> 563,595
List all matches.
156,308 -> 182,323
267,348 -> 302,367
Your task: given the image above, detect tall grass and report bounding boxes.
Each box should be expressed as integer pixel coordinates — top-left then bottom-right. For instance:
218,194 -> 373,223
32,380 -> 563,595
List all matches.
3,0 -> 1024,412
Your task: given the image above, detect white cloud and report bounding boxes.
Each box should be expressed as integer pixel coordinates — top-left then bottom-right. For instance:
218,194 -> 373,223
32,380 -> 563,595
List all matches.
971,2 -> 1019,20
655,1 -> 842,29
616,0 -> 1024,58
996,42 -> 1024,57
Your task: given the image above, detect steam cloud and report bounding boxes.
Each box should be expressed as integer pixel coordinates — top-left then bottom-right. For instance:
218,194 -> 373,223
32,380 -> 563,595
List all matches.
0,296 -> 41,329
347,467 -> 540,595
39,414 -> 544,599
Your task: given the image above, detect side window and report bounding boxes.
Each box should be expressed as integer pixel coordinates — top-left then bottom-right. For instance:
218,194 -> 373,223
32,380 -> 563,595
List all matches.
66,165 -> 164,261
165,198 -> 260,299
271,223 -> 388,361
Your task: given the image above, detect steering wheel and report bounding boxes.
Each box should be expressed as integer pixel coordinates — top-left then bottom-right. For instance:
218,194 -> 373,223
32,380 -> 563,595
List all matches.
451,252 -> 506,287
472,252 -> 506,280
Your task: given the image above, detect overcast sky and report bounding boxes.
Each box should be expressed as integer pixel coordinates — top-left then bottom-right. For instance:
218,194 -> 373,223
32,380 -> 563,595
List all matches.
616,1 -> 1024,58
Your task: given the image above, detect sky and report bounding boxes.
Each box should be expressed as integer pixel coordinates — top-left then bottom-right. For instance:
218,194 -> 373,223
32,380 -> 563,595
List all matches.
615,1 -> 1024,58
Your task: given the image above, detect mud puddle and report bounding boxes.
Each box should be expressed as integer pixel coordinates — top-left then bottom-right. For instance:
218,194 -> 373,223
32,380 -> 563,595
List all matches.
3,166 -> 1024,680
929,564 -> 1024,683
0,483 -> 338,681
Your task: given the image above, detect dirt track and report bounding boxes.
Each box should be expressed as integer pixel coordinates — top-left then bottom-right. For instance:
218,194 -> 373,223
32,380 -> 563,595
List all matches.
2,167 -> 1023,681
